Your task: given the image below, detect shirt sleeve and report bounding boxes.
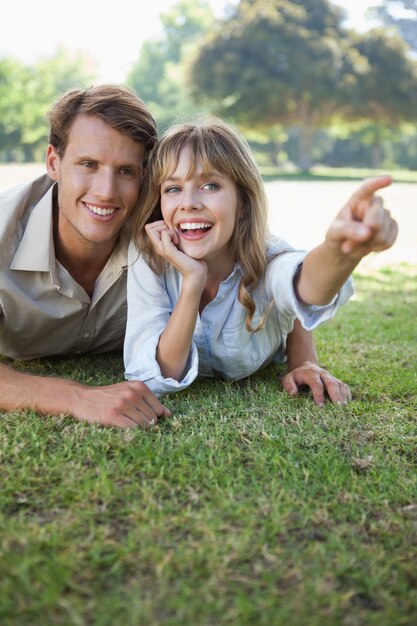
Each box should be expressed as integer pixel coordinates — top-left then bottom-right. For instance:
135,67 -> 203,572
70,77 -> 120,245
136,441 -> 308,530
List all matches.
123,242 -> 199,396
265,250 -> 355,332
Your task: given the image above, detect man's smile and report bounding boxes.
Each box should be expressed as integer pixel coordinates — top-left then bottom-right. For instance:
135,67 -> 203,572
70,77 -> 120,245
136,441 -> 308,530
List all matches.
85,202 -> 118,217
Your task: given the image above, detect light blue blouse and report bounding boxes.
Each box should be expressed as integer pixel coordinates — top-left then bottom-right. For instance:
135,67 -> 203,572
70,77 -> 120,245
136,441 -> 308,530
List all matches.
124,236 -> 354,396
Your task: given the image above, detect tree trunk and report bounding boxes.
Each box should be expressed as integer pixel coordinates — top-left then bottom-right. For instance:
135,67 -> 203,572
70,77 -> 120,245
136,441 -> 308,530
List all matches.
270,140 -> 283,167
296,102 -> 318,173
297,125 -> 315,173
23,144 -> 35,163
371,140 -> 383,168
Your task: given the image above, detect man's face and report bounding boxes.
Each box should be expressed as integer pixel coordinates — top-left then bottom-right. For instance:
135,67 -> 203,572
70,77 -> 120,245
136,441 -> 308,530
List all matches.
46,114 -> 145,253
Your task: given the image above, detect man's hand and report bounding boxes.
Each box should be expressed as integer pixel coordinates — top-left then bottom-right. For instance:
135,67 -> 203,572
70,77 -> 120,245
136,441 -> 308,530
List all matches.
74,381 -> 171,429
0,363 -> 170,429
281,361 -> 351,407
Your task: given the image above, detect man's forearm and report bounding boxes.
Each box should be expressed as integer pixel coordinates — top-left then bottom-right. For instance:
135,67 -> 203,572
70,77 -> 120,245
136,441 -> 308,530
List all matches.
0,362 -> 171,429
0,362 -> 81,415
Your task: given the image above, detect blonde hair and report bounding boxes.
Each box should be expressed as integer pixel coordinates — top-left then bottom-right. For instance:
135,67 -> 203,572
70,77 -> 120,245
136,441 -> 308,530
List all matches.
134,117 -> 271,332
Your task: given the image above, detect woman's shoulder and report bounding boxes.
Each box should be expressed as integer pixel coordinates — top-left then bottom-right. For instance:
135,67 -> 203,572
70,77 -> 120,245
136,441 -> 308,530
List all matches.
265,234 -> 302,259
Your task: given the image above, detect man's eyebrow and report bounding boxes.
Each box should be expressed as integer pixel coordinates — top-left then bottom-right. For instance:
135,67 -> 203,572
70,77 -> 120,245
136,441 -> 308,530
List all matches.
75,154 -> 142,171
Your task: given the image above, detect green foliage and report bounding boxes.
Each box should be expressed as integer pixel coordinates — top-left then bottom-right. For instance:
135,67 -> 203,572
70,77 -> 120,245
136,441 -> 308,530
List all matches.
390,123 -> 417,169
317,116 -> 417,169
0,48 -> 95,162
127,0 -> 215,132
352,28 -> 417,124
189,0 -> 417,171
0,58 -> 33,159
190,0 -> 354,123
1,0 -> 417,171
189,0 -> 366,170
0,265 -> 416,625
369,0 -> 417,51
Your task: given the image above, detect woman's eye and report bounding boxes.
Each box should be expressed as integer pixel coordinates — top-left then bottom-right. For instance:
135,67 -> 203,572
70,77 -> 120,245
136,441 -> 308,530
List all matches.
164,186 -> 180,193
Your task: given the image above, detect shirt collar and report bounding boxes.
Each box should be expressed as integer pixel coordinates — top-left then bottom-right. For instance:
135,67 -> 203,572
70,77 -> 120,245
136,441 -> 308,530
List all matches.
10,185 -> 55,272
9,185 -> 130,276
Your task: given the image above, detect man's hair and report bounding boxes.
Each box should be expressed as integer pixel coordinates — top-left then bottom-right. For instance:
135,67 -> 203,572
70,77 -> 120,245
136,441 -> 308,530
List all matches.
134,116 -> 271,332
47,84 -> 157,161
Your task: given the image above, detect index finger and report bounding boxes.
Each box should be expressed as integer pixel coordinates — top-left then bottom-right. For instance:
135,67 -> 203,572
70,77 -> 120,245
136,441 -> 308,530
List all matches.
145,220 -> 166,233
350,175 -> 392,203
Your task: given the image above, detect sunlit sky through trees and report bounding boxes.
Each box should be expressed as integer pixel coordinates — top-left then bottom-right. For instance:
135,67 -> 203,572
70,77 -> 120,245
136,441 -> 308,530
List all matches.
2,0 -> 377,82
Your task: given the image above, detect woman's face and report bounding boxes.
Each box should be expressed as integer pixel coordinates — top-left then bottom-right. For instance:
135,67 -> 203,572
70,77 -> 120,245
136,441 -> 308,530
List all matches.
160,147 -> 240,267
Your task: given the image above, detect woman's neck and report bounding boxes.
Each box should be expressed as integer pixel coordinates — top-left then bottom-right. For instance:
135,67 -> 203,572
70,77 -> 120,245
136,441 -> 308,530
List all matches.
199,254 -> 235,313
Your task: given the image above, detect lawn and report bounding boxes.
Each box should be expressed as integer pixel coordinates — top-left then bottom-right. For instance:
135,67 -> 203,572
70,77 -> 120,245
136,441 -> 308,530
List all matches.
1,265 -> 416,626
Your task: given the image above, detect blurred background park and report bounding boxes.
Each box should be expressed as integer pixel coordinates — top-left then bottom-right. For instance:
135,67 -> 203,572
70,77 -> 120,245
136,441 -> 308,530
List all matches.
2,7 -> 416,624
2,0 -> 417,171
1,0 -> 416,265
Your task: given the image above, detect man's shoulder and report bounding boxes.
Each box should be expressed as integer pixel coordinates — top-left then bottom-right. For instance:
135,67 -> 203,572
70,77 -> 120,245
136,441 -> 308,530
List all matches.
0,174 -> 54,239
0,174 -> 54,216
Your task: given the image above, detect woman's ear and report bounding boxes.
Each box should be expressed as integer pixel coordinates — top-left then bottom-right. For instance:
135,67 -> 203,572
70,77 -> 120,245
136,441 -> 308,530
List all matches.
45,144 -> 60,182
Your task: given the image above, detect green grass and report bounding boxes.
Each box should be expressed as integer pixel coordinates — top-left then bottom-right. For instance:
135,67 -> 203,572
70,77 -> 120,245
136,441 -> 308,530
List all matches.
1,266 -> 417,626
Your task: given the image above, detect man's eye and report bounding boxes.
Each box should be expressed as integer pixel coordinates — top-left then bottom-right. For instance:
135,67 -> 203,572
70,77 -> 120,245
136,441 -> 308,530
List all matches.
81,161 -> 96,169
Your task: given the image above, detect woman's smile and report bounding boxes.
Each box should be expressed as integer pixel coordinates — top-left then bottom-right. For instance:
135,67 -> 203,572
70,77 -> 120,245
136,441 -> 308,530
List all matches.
176,219 -> 213,240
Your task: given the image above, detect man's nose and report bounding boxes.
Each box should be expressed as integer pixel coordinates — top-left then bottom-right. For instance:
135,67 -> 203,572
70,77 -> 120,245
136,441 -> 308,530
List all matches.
94,169 -> 117,199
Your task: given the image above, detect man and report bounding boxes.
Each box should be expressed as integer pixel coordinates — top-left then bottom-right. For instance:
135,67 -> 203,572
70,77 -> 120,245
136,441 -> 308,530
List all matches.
0,85 -> 350,429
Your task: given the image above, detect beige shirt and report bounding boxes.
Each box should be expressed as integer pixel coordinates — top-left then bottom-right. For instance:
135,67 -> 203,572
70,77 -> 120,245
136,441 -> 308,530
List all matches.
0,174 -> 129,360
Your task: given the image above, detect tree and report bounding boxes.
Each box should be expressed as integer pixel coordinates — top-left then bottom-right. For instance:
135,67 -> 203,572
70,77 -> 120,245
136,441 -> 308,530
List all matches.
350,28 -> 417,165
0,48 -> 95,162
189,0 -> 367,171
128,0 -> 216,131
0,58 -> 31,160
368,0 -> 417,51
189,0 -> 417,171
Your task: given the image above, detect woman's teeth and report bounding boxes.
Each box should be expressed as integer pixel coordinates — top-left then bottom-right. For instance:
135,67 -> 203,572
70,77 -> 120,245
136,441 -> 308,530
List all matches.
180,222 -> 212,231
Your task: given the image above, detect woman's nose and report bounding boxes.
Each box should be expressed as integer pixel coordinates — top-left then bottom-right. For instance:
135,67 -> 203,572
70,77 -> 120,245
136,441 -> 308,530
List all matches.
180,188 -> 202,210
